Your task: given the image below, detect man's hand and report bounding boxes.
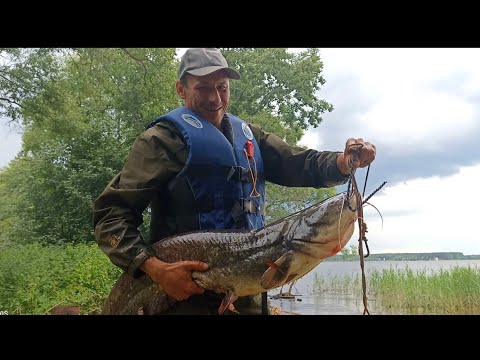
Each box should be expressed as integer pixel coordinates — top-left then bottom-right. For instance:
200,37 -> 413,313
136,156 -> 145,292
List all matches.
337,138 -> 376,176
140,256 -> 209,301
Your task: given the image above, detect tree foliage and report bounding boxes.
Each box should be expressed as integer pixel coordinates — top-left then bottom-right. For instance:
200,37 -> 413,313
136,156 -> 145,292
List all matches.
0,48 -> 179,245
223,48 -> 333,135
0,48 -> 335,245
265,185 -> 336,224
341,244 -> 359,260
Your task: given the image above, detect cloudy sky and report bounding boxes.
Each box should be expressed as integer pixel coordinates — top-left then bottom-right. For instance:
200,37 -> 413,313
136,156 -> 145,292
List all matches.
297,48 -> 480,255
1,48 -> 479,255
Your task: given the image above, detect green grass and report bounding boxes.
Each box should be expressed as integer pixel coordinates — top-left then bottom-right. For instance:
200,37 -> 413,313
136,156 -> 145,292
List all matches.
370,266 -> 480,314
312,272 -> 363,296
312,266 -> 480,314
0,243 -> 121,314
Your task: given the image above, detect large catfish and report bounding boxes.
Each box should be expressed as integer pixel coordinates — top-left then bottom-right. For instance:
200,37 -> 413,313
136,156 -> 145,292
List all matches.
102,191 -> 358,315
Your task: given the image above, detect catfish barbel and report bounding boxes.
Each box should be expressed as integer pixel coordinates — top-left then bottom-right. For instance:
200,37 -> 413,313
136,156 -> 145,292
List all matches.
102,191 -> 358,315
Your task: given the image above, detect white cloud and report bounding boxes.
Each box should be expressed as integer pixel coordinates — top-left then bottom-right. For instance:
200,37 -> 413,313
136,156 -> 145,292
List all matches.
361,164 -> 480,255
298,130 -> 321,150
361,91 -> 475,153
299,48 -> 480,255
311,48 -> 480,155
321,48 -> 480,88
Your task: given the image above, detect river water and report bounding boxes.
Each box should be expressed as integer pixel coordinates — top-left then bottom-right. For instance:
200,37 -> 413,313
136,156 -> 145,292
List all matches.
268,259 -> 480,315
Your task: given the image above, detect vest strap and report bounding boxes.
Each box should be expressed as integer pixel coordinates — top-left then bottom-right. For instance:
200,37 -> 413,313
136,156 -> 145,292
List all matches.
227,166 -> 252,182
230,199 -> 265,227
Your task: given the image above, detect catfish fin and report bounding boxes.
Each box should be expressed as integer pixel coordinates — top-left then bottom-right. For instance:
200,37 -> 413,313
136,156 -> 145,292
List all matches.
264,259 -> 279,268
227,303 -> 239,314
260,251 -> 295,290
218,291 -> 238,315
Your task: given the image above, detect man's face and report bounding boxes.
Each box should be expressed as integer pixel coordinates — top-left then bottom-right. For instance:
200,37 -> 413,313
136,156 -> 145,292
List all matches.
177,70 -> 230,127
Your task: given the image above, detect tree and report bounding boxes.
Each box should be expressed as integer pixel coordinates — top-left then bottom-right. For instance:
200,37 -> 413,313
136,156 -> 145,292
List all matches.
341,244 -> 359,260
223,48 -> 333,134
0,48 -> 179,245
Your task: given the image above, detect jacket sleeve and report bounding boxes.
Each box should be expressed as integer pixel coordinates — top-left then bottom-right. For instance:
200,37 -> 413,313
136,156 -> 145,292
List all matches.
249,123 -> 350,188
93,123 -> 185,277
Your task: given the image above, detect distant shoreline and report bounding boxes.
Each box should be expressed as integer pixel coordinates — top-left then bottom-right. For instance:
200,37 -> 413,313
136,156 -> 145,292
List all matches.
328,252 -> 480,261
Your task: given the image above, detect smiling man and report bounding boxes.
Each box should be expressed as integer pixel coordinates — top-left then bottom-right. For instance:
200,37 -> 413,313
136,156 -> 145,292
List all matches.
93,48 -> 376,315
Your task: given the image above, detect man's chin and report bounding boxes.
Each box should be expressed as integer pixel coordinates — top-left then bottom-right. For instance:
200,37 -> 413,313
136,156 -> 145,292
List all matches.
201,112 -> 222,123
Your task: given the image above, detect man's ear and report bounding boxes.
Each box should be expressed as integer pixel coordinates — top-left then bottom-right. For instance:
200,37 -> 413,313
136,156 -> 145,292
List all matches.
176,80 -> 186,99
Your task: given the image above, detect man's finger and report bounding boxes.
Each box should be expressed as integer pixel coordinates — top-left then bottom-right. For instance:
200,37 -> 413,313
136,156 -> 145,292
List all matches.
182,260 -> 209,272
345,138 -> 357,148
359,142 -> 376,166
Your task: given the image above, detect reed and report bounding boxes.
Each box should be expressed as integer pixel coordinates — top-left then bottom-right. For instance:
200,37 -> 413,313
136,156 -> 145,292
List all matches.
370,265 -> 480,314
312,266 -> 480,314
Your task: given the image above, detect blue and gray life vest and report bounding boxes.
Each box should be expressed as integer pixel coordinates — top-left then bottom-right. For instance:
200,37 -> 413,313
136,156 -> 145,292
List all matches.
147,106 -> 265,233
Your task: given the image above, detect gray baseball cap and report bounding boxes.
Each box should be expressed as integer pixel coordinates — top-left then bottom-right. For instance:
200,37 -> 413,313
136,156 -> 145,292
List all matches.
177,48 -> 241,80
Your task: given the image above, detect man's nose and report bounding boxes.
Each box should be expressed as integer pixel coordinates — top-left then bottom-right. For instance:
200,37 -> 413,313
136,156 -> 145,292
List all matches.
208,89 -> 221,102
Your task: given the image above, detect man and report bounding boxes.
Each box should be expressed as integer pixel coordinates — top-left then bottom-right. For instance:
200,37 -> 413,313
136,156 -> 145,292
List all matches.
93,48 -> 376,315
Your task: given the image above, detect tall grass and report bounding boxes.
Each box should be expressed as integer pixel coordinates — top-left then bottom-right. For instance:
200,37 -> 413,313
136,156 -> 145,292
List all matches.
369,266 -> 480,314
312,266 -> 480,314
0,243 -> 121,314
312,272 -> 363,296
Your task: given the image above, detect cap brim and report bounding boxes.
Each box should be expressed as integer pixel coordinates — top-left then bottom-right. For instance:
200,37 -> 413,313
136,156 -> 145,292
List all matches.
187,66 -> 241,80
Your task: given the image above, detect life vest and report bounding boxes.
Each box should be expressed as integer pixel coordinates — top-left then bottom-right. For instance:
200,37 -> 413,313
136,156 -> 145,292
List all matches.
147,106 -> 265,233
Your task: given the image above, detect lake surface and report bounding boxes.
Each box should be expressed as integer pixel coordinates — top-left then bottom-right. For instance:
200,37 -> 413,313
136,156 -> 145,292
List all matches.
268,259 -> 480,315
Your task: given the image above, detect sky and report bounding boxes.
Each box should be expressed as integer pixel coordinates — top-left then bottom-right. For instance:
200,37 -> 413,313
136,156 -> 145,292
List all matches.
1,48 -> 479,255
296,48 -> 480,255
0,121 -> 21,167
